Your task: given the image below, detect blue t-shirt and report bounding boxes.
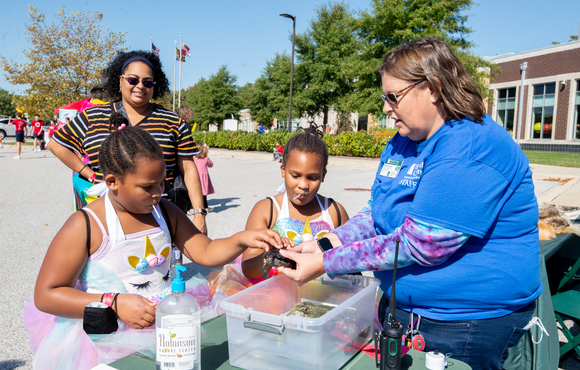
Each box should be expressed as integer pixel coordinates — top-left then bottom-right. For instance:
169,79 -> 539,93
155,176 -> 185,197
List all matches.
372,114 -> 542,320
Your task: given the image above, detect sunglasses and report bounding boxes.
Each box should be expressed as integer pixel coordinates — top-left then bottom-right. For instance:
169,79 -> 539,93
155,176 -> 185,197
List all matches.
122,75 -> 156,88
380,79 -> 426,106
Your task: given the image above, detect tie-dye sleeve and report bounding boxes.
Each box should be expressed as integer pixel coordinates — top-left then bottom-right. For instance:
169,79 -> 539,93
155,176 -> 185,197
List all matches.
330,198 -> 377,245
323,215 -> 470,279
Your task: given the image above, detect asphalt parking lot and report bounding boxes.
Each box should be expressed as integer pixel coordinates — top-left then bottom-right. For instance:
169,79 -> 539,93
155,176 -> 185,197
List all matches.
1,145 -> 578,370
0,146 -> 376,369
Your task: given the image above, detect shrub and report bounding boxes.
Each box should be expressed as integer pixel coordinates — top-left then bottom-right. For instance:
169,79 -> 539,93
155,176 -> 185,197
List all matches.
191,129 -> 395,158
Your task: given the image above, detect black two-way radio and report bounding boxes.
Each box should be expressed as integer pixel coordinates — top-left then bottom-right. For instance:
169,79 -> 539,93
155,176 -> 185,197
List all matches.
375,239 -> 404,370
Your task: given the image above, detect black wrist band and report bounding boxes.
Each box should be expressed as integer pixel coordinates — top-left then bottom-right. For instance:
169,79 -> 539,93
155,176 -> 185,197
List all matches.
317,237 -> 334,252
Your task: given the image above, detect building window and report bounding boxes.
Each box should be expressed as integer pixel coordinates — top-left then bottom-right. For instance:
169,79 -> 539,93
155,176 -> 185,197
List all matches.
531,82 -> 555,139
575,80 -> 580,140
496,87 -> 516,132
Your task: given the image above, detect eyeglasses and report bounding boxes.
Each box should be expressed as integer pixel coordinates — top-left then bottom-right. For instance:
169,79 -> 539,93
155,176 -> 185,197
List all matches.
380,79 -> 426,106
121,75 -> 156,88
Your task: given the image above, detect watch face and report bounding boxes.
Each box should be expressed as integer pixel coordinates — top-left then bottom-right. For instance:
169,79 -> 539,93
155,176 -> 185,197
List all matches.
317,238 -> 333,252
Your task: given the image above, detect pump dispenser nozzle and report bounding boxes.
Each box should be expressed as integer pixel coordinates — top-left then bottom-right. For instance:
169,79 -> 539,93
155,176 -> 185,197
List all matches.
172,264 -> 186,292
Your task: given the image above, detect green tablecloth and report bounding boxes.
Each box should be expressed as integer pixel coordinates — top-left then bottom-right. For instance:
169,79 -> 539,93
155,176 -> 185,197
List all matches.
504,233 -> 580,370
109,314 -> 471,370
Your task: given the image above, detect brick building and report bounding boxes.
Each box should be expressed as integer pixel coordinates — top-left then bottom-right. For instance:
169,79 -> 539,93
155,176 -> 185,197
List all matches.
488,41 -> 580,152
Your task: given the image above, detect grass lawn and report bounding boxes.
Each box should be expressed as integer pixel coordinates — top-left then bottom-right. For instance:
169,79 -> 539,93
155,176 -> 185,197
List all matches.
524,151 -> 580,168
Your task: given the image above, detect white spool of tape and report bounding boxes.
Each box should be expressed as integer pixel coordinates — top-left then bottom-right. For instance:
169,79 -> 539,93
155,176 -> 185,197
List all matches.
425,350 -> 447,370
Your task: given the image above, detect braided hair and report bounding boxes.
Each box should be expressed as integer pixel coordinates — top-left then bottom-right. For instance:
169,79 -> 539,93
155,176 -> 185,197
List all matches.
282,124 -> 328,172
99,112 -> 164,181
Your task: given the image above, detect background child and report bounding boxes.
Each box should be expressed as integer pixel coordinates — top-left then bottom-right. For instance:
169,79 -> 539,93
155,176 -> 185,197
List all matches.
25,120 -> 288,369
242,125 -> 349,280
30,114 -> 44,152
8,112 -> 27,159
273,139 -> 283,162
192,143 -> 214,213
46,119 -> 58,148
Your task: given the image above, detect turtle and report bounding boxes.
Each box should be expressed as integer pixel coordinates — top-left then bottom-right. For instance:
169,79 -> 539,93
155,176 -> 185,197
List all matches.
263,248 -> 296,278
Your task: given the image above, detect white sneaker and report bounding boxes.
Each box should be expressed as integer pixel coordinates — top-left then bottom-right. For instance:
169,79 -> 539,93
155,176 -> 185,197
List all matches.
13,155 -> 20,159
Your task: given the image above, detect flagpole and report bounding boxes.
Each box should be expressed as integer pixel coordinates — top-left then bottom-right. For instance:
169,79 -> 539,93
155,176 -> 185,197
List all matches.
150,35 -> 152,53
173,40 -> 177,111
178,33 -> 183,109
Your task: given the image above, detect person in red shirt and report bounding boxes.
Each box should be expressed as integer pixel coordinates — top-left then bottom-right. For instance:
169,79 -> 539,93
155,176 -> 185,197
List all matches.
273,140 -> 284,162
30,114 -> 44,152
8,112 -> 28,159
46,119 -> 59,149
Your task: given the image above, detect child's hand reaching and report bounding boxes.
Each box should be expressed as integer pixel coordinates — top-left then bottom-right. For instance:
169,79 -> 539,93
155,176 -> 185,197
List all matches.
114,294 -> 157,329
241,229 -> 293,252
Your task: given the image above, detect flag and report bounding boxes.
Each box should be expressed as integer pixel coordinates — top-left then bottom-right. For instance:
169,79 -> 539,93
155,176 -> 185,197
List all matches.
182,44 -> 191,57
176,47 -> 181,61
151,43 -> 160,56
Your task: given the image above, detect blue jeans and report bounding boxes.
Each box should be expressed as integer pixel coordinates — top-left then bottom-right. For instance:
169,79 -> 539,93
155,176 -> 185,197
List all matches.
378,295 -> 535,370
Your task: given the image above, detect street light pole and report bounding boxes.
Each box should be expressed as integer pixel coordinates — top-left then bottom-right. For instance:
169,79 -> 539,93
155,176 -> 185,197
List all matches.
280,13 -> 296,132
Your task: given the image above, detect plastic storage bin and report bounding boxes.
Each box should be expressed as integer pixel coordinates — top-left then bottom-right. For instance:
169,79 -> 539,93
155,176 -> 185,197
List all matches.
220,274 -> 380,370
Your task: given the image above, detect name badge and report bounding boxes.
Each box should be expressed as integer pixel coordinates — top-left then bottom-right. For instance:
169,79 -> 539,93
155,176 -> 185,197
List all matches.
380,159 -> 403,178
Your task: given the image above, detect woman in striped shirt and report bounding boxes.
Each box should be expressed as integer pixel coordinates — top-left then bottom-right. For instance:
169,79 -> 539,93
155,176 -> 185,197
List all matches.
50,51 -> 207,233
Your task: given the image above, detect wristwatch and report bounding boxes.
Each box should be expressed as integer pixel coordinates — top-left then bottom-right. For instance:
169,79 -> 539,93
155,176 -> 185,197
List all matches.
191,208 -> 208,215
317,237 -> 334,252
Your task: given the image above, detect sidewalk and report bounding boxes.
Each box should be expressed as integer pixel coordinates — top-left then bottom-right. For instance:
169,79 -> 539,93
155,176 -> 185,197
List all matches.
530,164 -> 580,208
211,149 -> 580,208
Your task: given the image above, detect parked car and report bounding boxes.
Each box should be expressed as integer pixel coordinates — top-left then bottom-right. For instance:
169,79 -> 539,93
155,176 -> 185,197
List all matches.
0,118 -> 31,140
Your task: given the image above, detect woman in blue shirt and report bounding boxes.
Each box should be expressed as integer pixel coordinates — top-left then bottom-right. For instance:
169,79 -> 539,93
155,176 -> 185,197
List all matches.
277,38 -> 540,370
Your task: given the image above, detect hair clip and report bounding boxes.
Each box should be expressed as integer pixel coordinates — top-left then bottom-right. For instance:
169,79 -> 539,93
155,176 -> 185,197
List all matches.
310,133 -> 316,136
118,123 -> 126,130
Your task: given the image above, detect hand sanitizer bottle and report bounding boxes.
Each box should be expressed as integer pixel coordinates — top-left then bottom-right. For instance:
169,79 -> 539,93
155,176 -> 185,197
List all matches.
156,265 -> 200,370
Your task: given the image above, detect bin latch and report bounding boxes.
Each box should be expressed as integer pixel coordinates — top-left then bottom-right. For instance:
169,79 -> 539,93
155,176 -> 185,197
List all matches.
243,315 -> 286,335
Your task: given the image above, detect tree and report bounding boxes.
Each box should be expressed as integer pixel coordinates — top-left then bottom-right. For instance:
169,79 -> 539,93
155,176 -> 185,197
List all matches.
152,91 -> 173,111
0,88 -> 16,117
249,53 -> 294,125
294,3 -> 362,131
0,6 -> 126,118
185,66 -> 242,130
345,0 -> 493,117
238,82 -> 254,109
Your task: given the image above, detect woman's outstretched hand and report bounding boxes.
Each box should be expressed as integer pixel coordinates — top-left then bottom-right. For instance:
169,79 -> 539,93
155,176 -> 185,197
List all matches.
243,229 -> 293,252
290,239 -> 322,254
277,249 -> 325,284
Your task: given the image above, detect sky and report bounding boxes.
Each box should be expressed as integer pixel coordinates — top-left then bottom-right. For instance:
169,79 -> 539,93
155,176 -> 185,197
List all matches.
0,0 -> 579,96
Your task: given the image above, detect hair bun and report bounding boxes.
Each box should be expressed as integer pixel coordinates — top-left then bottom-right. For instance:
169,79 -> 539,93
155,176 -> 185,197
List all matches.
109,112 -> 129,131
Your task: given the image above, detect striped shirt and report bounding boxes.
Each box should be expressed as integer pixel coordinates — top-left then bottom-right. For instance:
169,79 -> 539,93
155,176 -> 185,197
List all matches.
53,103 -> 198,183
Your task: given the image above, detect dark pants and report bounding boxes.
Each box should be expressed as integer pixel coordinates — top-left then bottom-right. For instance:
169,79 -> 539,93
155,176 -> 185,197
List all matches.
378,294 -> 535,370
16,131 -> 24,142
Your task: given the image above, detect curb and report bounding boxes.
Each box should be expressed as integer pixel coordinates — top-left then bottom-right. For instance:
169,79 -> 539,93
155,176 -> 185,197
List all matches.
210,148 -> 381,170
537,178 -> 580,205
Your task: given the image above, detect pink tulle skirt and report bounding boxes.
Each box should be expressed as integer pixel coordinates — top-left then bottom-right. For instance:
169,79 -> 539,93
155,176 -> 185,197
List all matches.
24,275 -> 229,370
